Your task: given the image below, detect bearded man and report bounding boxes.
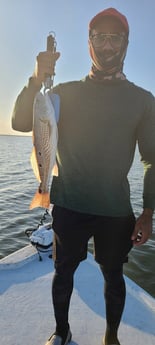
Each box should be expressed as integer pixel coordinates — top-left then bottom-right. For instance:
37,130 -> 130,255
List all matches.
12,8 -> 155,345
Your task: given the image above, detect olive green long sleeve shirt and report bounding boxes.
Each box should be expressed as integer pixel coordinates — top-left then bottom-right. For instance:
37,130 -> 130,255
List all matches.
12,76 -> 155,216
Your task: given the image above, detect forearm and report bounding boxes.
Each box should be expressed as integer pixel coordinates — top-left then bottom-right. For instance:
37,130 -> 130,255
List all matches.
143,163 -> 155,212
12,77 -> 41,132
12,49 -> 60,133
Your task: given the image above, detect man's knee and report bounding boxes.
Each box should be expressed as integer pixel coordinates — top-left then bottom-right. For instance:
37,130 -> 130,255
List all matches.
99,264 -> 125,288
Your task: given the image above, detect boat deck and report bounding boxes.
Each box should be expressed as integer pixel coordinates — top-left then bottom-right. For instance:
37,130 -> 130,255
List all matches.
0,245 -> 155,345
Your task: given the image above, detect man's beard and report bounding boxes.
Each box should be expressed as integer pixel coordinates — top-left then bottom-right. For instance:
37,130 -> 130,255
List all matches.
89,40 -> 128,76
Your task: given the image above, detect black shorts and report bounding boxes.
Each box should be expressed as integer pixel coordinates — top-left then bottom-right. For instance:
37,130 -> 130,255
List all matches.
52,206 -> 135,270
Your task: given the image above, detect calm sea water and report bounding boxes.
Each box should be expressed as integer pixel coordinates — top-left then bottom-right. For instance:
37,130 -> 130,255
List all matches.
0,135 -> 155,297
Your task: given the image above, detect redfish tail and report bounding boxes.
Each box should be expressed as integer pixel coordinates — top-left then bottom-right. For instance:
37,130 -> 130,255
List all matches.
29,191 -> 50,210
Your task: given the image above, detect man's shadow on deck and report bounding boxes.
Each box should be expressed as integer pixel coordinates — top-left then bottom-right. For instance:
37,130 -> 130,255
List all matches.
74,254 -> 155,337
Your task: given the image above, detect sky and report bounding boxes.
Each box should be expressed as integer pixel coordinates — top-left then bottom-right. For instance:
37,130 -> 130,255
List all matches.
0,0 -> 155,135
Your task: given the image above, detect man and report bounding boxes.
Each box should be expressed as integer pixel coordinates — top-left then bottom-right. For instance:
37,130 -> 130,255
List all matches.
12,8 -> 155,345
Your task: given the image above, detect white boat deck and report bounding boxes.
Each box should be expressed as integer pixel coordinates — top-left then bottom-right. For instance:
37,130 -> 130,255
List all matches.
0,245 -> 155,345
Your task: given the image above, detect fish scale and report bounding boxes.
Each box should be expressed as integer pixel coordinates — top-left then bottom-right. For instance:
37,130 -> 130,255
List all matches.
30,91 -> 58,209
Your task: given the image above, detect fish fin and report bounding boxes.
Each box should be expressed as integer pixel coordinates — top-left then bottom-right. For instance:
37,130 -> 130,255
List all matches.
29,192 -> 50,210
30,147 -> 41,182
52,163 -> 59,176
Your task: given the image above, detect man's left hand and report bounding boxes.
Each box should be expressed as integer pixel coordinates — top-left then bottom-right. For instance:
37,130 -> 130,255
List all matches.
131,208 -> 153,246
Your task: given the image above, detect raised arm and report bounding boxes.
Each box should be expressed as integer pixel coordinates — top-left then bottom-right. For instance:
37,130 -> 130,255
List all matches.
12,50 -> 60,132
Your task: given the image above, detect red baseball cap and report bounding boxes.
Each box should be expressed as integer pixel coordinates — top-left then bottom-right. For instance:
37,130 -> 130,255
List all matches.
89,8 -> 129,36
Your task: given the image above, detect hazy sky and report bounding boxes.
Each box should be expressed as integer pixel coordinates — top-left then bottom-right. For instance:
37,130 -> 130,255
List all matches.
0,0 -> 155,135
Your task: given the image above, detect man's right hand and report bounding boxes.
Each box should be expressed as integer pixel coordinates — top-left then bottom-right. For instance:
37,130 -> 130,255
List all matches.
33,50 -> 60,86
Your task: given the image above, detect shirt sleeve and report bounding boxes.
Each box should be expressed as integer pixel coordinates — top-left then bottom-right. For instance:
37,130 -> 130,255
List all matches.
11,77 -> 41,132
137,93 -> 155,210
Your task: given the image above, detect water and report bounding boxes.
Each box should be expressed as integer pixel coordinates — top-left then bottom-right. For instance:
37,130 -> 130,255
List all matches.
0,135 -> 155,297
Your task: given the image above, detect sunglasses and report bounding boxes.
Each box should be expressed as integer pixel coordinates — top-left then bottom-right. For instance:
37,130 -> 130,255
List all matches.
90,33 -> 125,48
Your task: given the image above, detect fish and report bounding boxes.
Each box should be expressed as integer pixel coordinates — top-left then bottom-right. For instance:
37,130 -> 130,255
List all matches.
29,91 -> 58,209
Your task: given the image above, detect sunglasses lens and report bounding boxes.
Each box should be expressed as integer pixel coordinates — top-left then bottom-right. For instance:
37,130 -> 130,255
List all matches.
111,35 -> 122,45
90,34 -> 124,48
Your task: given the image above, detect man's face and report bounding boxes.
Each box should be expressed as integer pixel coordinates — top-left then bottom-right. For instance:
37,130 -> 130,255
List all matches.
89,16 -> 128,71
90,17 -> 126,58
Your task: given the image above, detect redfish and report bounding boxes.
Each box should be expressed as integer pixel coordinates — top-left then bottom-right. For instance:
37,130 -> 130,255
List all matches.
30,91 -> 58,209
